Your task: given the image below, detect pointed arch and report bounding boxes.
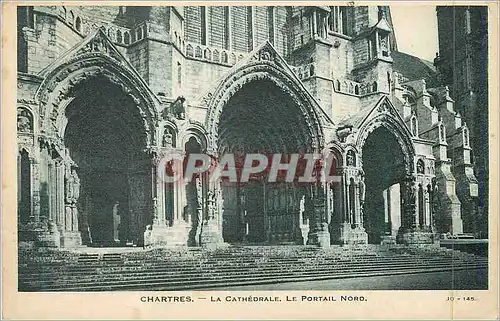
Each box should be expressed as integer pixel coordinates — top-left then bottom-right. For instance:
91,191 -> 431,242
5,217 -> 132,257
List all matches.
36,51 -> 159,146
204,61 -> 325,154
356,101 -> 416,174
180,121 -> 208,151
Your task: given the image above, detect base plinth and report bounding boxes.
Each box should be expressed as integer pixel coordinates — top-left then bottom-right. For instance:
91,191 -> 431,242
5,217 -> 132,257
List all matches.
59,231 -> 82,248
200,220 -> 225,249
339,223 -> 368,245
397,230 -> 434,245
308,223 -> 331,248
144,223 -> 190,248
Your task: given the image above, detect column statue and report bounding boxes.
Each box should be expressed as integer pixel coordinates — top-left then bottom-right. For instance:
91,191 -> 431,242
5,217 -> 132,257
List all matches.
200,184 -> 224,246
195,176 -> 203,225
65,164 -> 74,204
64,163 -> 81,232
299,195 -> 306,225
299,194 -> 309,245
112,201 -> 121,242
152,197 -> 158,224
72,169 -> 80,202
403,175 -> 417,229
359,175 -> 366,223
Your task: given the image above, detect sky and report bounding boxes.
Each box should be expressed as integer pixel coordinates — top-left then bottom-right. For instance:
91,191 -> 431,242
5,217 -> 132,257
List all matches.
390,5 -> 439,62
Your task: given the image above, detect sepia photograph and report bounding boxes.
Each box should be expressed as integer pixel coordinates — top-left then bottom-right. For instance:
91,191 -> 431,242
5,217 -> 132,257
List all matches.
3,2 -> 498,319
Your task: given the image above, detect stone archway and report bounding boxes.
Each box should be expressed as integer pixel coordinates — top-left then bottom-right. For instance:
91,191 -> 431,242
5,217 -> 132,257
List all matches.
63,75 -> 152,247
207,77 -> 324,245
205,59 -> 324,154
35,51 -> 159,247
361,126 -> 407,244
357,111 -> 417,244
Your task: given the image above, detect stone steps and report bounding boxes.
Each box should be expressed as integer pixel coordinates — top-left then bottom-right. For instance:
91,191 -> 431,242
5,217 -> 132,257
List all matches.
21,260 -> 485,284
21,264 -> 487,291
18,245 -> 487,291
19,256 -> 486,278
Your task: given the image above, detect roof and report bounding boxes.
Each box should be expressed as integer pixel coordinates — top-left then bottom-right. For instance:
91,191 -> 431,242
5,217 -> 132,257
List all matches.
391,51 -> 439,88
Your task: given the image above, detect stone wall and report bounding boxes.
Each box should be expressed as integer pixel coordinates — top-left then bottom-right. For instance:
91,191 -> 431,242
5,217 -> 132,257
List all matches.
23,8 -> 83,74
231,6 -> 251,52
127,40 -> 149,83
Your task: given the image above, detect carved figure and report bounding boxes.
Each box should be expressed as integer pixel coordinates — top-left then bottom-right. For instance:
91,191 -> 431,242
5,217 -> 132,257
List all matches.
65,165 -> 80,205
171,96 -> 186,120
206,189 -> 217,220
346,150 -> 356,167
417,159 -> 425,174
299,195 -> 306,224
65,165 -> 75,203
112,201 -> 121,242
73,170 -> 80,201
260,50 -> 272,61
380,35 -> 389,53
359,178 -> 366,204
162,128 -> 173,148
17,109 -> 32,132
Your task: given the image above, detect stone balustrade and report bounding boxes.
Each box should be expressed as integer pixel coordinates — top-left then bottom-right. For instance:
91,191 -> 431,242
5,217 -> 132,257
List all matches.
185,42 -> 247,66
333,78 -> 380,97
102,22 -> 147,46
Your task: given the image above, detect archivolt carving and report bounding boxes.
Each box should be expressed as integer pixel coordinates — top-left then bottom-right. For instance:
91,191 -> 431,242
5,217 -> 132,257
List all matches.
36,54 -> 159,147
204,62 -> 325,154
17,98 -> 38,106
356,113 -> 416,174
77,28 -> 122,61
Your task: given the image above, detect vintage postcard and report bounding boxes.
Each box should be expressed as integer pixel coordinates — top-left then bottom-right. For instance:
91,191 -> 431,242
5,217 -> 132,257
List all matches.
2,1 -> 498,320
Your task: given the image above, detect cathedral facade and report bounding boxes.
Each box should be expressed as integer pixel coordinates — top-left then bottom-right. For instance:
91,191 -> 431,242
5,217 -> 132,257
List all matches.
16,6 -> 482,248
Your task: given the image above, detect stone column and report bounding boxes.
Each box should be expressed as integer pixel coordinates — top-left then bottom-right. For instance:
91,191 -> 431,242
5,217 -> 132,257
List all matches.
345,177 -> 351,224
63,162 -> 72,232
144,150 -> 184,247
30,156 -> 40,223
39,153 -> 60,248
338,173 -> 351,244
200,181 -> 225,248
312,10 -> 318,38
58,161 -> 82,247
397,174 -> 432,244
424,187 -> 431,231
354,182 -> 362,227
174,157 -> 187,225
58,163 -> 66,232
194,175 -> 204,243
307,183 -> 330,248
155,153 -> 166,225
49,161 -> 58,228
359,178 -> 365,226
352,176 -> 368,244
340,171 -> 368,245
400,175 -> 417,229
